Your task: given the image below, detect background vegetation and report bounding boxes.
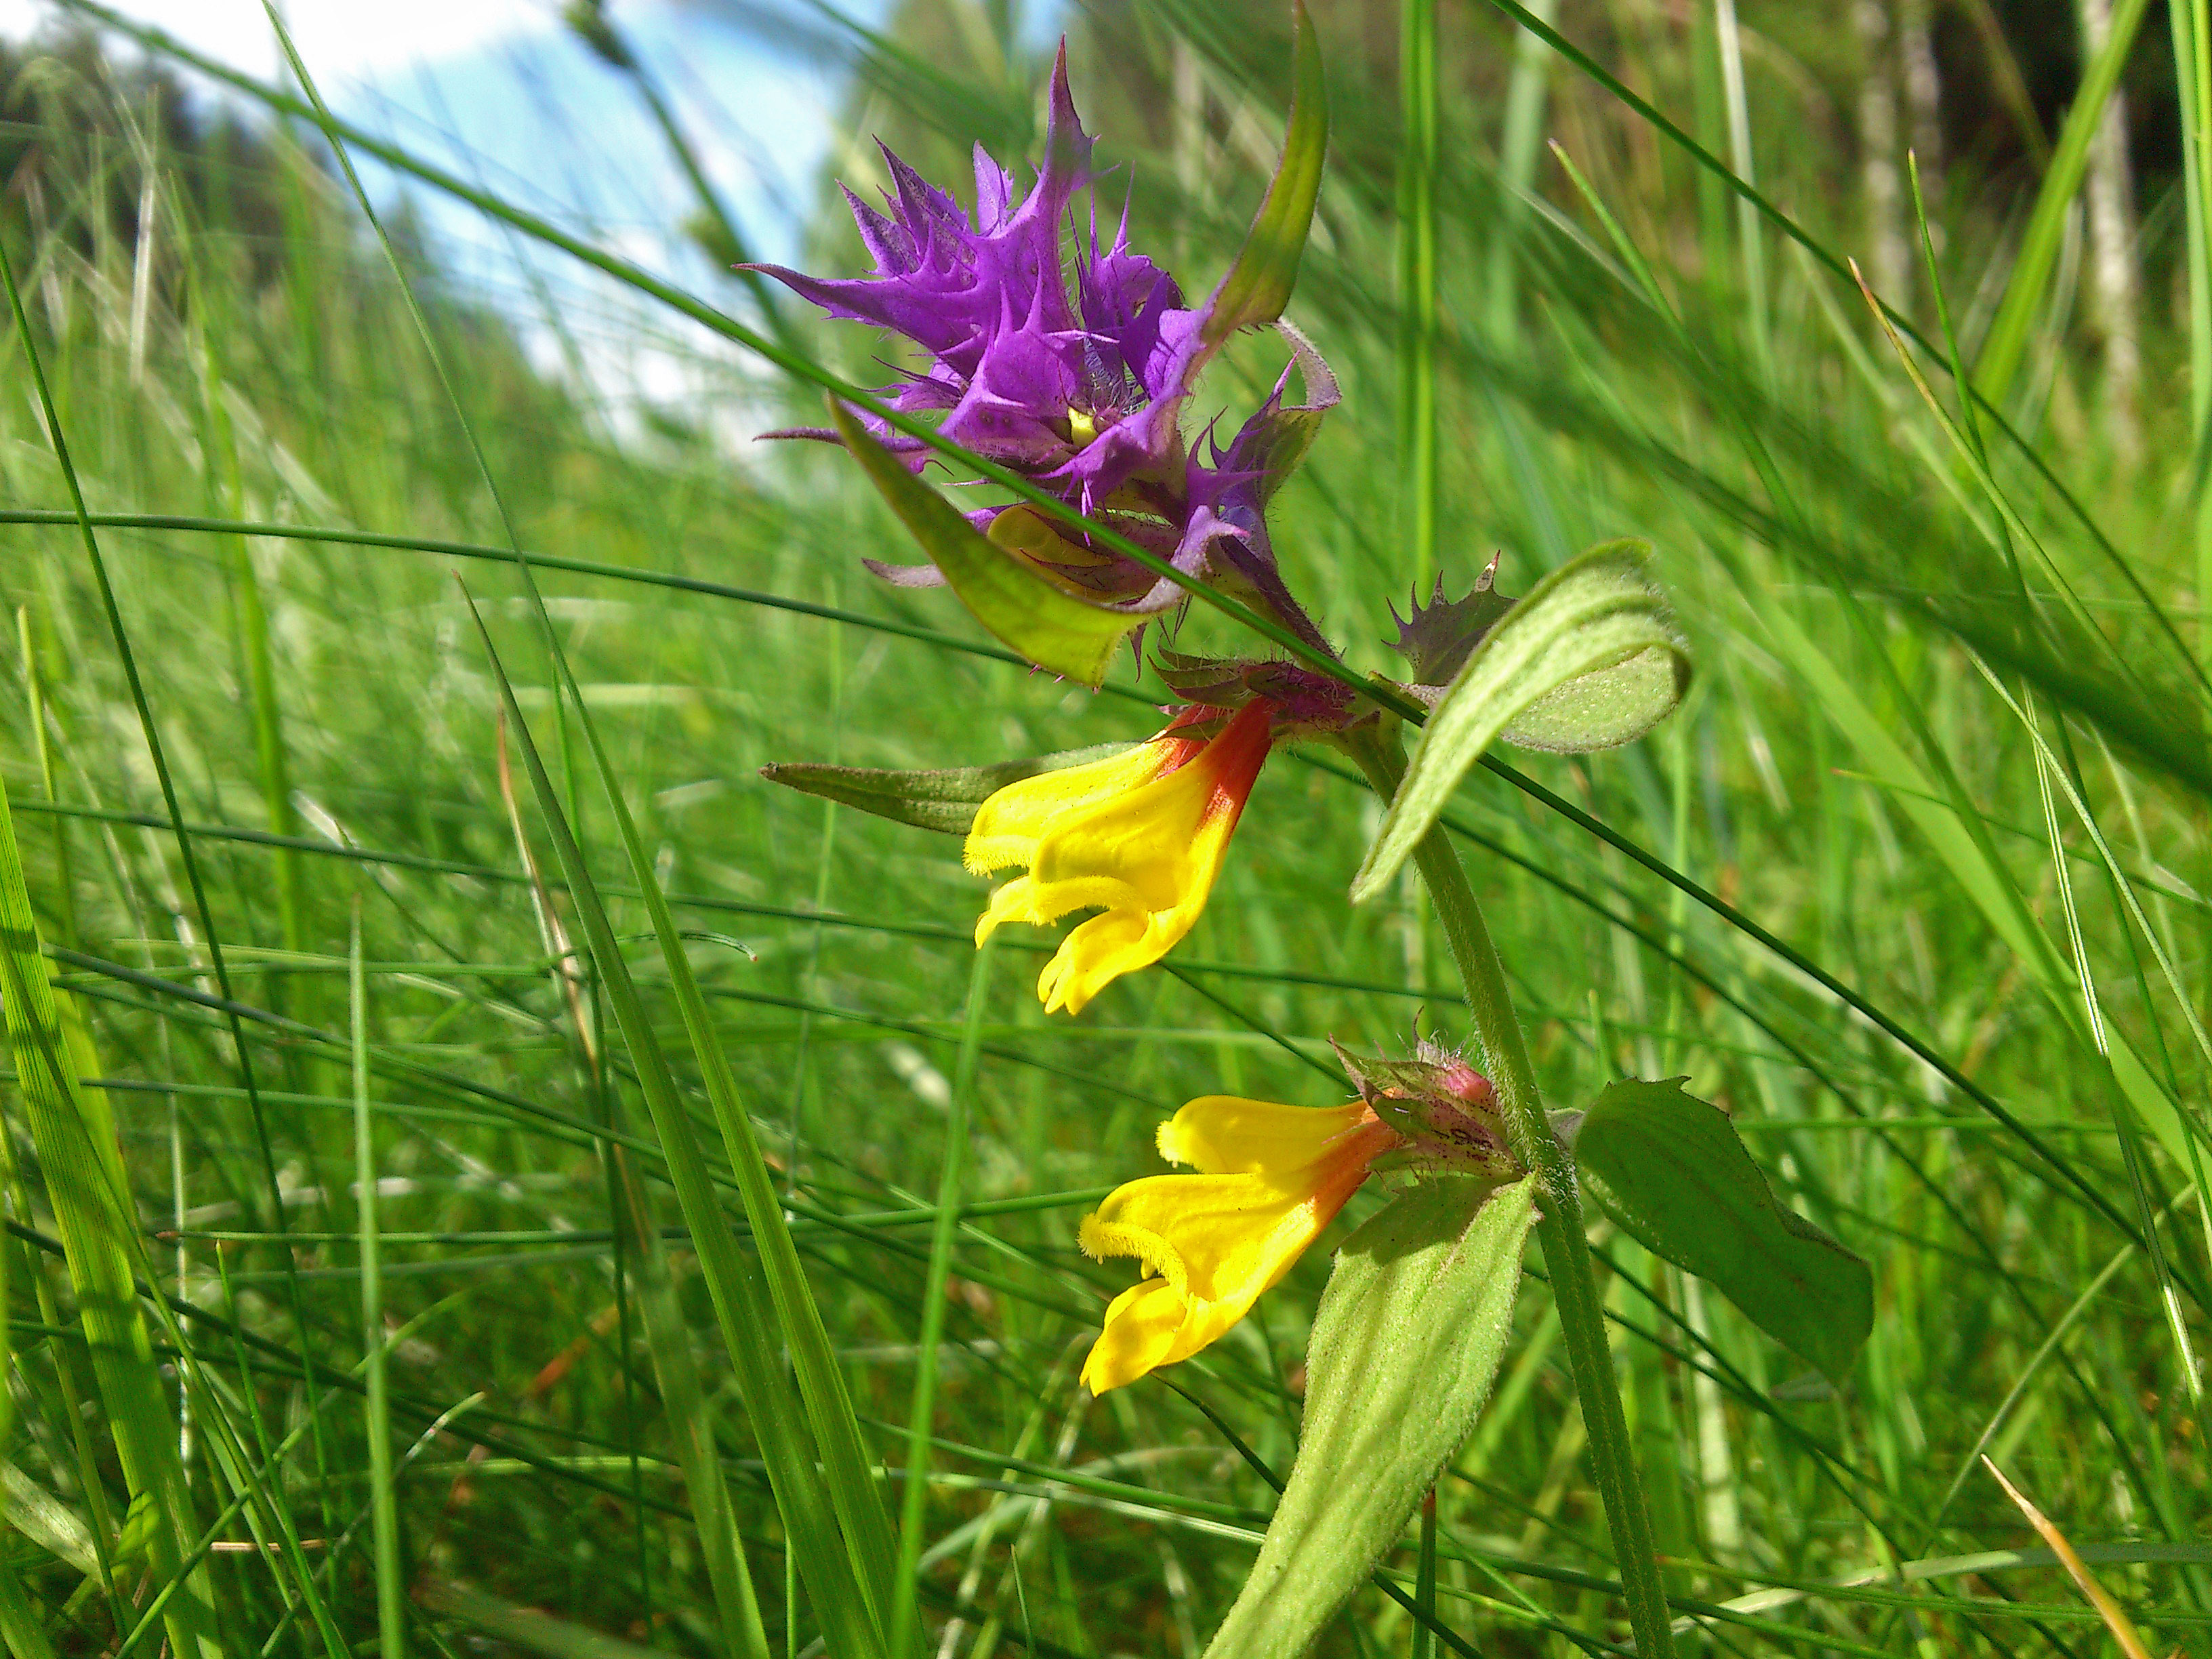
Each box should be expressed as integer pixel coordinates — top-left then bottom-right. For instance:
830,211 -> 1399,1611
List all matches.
0,0 -> 2207,1653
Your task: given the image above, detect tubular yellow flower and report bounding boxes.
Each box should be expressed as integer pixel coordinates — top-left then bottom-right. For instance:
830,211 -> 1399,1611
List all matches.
966,701 -> 1275,1015
1078,1095 -> 1397,1394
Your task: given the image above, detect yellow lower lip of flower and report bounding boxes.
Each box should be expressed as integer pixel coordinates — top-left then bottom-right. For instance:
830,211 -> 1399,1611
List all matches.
966,703 -> 1273,1015
1078,1096 -> 1393,1393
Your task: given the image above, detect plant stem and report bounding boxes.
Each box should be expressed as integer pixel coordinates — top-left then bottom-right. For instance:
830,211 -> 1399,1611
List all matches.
1412,1487 -> 1437,1659
1347,724 -> 1675,1659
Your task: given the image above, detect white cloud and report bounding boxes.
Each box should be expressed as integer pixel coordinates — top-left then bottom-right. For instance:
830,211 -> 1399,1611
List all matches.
0,0 -> 552,81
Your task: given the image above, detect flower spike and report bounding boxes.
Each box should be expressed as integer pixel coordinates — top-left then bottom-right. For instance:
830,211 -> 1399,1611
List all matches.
747,33 -> 1337,648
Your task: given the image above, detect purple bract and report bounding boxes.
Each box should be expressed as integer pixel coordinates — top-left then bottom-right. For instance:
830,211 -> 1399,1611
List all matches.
747,43 -> 1335,636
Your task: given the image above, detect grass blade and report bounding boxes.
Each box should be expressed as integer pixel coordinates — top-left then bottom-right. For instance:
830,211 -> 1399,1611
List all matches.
422,1580 -> 670,1658
353,907 -> 407,1659
1971,0 -> 2151,404
0,1550 -> 60,1659
889,938 -> 994,1657
610,1151 -> 775,1659
262,9 -> 899,1639
462,597 -> 884,1658
1396,0 -> 1438,592
1983,1459 -> 2157,1659
0,772 -> 222,1657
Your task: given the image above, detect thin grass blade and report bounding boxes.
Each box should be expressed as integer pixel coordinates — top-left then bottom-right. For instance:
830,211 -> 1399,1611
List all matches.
463,599 -> 882,1657
0,772 -> 222,1657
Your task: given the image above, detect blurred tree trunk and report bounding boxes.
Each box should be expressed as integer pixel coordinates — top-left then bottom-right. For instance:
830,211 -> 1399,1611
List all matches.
2081,0 -> 2142,462
1852,0 -> 1910,308
1899,0 -> 1944,199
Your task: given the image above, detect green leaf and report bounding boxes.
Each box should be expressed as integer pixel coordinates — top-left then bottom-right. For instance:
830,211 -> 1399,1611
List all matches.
1203,1176 -> 1536,1659
1568,1078 -> 1872,1383
1350,540 -> 1689,902
1202,0 -> 1329,346
827,401 -> 1136,685
760,744 -> 1126,835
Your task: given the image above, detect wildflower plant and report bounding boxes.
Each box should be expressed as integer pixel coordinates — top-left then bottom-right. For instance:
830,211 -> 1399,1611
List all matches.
762,8 -> 1873,1652
3,0 -> 2203,1654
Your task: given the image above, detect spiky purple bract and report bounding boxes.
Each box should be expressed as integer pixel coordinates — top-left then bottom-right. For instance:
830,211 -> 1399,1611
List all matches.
748,43 -> 1336,622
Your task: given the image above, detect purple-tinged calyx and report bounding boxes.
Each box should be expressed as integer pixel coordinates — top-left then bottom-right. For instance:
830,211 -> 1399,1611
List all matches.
747,42 -> 1336,637
1332,1039 -> 1523,1179
1153,648 -> 1364,739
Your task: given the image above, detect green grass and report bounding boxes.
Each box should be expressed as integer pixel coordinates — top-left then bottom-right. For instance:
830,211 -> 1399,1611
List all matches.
0,1 -> 2208,1654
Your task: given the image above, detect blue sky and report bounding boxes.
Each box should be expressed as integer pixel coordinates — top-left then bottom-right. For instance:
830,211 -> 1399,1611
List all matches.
3,1 -> 1038,426
22,1 -> 848,264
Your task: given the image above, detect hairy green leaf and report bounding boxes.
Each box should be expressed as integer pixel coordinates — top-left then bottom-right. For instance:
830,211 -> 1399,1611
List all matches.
1204,1176 -> 1535,1659
1568,1078 -> 1872,1382
1351,540 -> 1688,901
760,744 -> 1126,835
827,401 -> 1136,685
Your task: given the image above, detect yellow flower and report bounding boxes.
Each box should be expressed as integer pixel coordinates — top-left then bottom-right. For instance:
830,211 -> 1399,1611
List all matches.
1078,1094 -> 1397,1394
966,701 -> 1275,1015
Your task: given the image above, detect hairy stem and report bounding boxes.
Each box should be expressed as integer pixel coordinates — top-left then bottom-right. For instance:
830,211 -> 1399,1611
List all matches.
1345,723 -> 1674,1659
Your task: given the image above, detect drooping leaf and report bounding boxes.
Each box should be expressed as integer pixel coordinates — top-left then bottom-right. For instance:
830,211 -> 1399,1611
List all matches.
1566,1078 -> 1872,1382
1204,1176 -> 1536,1659
1504,641 -> 1687,752
829,401 -> 1136,685
1201,0 -> 1329,346
1351,539 -> 1689,902
760,744 -> 1127,835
